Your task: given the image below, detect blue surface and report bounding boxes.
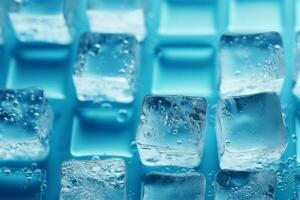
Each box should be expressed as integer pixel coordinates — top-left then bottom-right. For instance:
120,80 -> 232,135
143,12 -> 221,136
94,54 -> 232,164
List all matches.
0,0 -> 299,199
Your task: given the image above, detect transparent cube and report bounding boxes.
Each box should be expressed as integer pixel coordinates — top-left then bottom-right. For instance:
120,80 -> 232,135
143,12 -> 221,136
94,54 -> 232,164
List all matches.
216,92 -> 287,170
136,95 -> 207,167
5,0 -> 71,44
73,32 -> 139,103
215,170 -> 276,200
219,32 -> 285,97
60,158 -> 126,200
0,87 -> 53,161
142,172 -> 205,200
86,0 -> 146,41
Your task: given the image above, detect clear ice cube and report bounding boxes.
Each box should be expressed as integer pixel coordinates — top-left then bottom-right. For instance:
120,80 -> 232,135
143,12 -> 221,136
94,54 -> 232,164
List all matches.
73,32 -> 139,103
60,158 -> 126,200
136,95 -> 207,167
0,87 -> 53,161
215,170 -> 276,200
6,0 -> 71,44
142,172 -> 205,200
86,0 -> 146,41
219,32 -> 285,97
216,92 -> 287,171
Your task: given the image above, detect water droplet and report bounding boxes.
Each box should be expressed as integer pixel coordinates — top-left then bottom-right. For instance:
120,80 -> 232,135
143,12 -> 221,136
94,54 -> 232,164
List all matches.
31,163 -> 38,169
292,134 -> 297,143
176,140 -> 183,145
34,169 -> 42,177
172,129 -> 178,135
40,182 -> 47,192
3,168 -> 10,176
235,70 -> 241,76
274,44 -> 281,49
144,131 -> 153,138
92,155 -> 101,160
101,103 -> 112,109
117,109 -> 129,123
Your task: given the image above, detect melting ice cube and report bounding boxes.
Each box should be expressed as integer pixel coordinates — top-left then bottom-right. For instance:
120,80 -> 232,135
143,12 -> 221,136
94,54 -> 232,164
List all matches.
216,92 -> 287,170
136,95 -> 207,167
0,87 -> 53,161
73,32 -> 139,104
219,32 -> 285,97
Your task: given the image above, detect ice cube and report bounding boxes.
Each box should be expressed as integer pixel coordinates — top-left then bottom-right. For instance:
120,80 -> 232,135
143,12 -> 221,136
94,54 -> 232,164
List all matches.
86,0 -> 146,41
219,32 -> 285,97
215,170 -> 276,200
0,87 -> 53,161
73,32 -> 139,104
142,172 -> 205,200
216,92 -> 287,171
6,0 -> 71,44
60,158 -> 126,200
136,95 -> 207,167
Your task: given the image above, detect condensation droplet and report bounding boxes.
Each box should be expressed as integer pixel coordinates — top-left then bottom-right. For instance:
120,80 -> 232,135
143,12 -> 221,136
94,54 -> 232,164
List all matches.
117,109 -> 129,123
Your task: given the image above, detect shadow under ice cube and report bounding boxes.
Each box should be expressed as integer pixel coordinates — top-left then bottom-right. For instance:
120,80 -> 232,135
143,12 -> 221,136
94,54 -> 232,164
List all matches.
136,95 -> 207,167
142,172 -> 205,200
0,87 -> 53,161
216,92 -> 287,171
215,170 -> 276,200
73,32 -> 139,104
60,158 -> 126,200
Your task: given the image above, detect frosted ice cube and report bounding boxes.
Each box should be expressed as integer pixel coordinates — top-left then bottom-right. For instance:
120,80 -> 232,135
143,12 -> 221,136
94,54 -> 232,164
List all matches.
86,0 -> 146,41
0,87 -> 53,161
136,95 -> 207,167
219,32 -> 285,97
6,0 -> 71,44
60,158 -> 126,200
216,92 -> 287,171
73,32 -> 139,103
215,170 -> 276,200
142,172 -> 205,200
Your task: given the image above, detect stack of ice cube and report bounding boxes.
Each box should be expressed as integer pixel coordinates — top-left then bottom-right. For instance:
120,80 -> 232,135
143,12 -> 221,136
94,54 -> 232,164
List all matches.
136,95 -> 207,167
0,87 -> 53,161
214,31 -> 288,199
